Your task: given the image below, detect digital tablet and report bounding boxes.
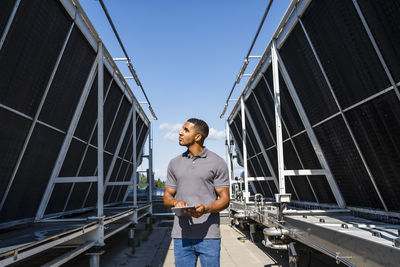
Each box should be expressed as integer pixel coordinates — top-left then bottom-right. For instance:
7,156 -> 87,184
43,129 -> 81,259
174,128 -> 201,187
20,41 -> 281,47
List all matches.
171,206 -> 196,216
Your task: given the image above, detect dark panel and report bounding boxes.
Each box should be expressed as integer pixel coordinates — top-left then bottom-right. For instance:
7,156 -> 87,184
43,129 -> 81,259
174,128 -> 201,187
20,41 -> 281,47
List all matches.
105,97 -> 131,152
104,187 -> 112,204
357,0 -> 400,82
136,124 -> 148,158
0,109 -> 31,200
245,117 -> 261,157
268,181 -> 278,194
246,92 -> 274,148
117,185 -> 128,202
74,73 -> 98,142
314,116 -> 383,208
119,120 -> 133,157
65,183 -> 91,211
283,141 -> 315,202
345,92 -> 400,211
280,24 -> 338,124
79,146 -> 97,176
39,27 -> 96,131
110,158 -> 122,182
84,184 -> 96,208
110,186 -> 121,203
292,133 -> 321,169
0,125 -> 64,222
0,0 -> 71,117
0,0 -> 16,35
231,115 -> 243,156
103,84 -> 123,142
285,178 -> 298,201
59,139 -> 86,177
301,0 -> 390,109
45,183 -> 72,215
263,68 -> 292,139
123,164 -> 134,182
258,181 -> 273,198
256,154 -> 271,177
117,161 -> 129,182
309,175 -> 336,204
104,152 -> 113,179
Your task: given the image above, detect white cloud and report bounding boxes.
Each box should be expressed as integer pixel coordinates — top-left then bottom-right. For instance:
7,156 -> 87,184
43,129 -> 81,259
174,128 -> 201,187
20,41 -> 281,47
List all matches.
159,123 -> 181,132
164,131 -> 178,142
208,128 -> 225,140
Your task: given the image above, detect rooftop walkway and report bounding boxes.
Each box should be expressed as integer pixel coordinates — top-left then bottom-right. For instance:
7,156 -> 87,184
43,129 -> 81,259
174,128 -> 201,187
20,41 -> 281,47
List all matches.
70,218 -> 286,267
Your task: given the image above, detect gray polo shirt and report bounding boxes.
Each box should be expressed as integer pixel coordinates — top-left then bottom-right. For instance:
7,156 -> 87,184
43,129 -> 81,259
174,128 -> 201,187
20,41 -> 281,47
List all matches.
166,148 -> 229,239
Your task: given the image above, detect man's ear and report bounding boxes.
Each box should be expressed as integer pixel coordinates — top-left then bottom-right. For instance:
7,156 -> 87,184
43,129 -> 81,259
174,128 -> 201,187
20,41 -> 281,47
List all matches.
195,133 -> 203,143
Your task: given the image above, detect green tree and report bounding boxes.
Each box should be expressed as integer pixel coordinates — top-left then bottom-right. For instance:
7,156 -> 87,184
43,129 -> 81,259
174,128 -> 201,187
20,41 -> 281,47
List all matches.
154,178 -> 165,189
139,174 -> 147,189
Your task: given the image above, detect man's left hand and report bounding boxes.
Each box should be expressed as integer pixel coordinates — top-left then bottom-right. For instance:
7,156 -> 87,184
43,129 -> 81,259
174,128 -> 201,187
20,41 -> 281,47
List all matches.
186,204 -> 207,218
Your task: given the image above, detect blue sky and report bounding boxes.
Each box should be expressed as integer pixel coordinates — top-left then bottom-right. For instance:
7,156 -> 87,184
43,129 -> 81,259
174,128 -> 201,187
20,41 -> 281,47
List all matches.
80,0 -> 291,180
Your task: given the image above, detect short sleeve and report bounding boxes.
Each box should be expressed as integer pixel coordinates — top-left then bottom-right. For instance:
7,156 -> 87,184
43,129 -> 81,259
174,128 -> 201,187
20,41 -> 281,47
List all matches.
165,161 -> 177,189
214,159 -> 230,188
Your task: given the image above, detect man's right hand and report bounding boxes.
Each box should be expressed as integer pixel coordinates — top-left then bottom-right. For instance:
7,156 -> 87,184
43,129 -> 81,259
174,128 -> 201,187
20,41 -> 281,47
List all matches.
173,200 -> 188,207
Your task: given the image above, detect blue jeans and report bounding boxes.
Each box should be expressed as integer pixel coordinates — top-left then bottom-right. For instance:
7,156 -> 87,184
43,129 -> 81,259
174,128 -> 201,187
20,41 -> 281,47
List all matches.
174,238 -> 221,267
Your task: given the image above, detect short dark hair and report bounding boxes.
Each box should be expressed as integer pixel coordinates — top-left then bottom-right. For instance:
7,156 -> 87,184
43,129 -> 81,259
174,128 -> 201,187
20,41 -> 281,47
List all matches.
187,118 -> 209,140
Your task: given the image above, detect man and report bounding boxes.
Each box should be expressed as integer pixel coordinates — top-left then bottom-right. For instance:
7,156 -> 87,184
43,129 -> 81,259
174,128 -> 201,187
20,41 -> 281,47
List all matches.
163,118 -> 230,267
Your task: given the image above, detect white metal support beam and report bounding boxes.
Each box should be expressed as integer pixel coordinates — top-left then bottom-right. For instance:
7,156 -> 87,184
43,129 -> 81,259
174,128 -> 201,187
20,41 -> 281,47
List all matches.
240,97 -> 250,203
271,40 -> 286,196
96,42 -> 105,246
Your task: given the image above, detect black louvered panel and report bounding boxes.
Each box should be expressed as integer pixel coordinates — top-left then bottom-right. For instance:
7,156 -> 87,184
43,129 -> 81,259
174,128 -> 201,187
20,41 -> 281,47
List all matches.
38,27 -> 96,132
309,175 -> 336,204
253,74 -> 277,145
105,98 -> 131,152
345,92 -> 400,211
283,141 -> 315,202
0,109 -> 31,200
230,117 -> 243,157
110,186 -> 121,203
301,0 -> 390,109
123,164 -> 134,182
268,181 -> 278,194
0,125 -> 64,222
246,92 -> 274,149
117,161 -> 129,182
104,152 -> 113,179
285,178 -> 298,201
245,116 -> 261,156
110,158 -> 122,183
101,83 -> 123,146
117,185 -> 129,201
65,183 -> 90,211
256,154 -> 271,177
0,0 -> 70,117
137,123 -> 148,158
104,187 -> 112,204
314,116 -> 382,209
84,184 -> 96,208
45,184 -> 71,215
119,120 -> 133,157
0,0 -> 16,35
357,0 -> 400,83
74,73 -> 98,142
279,24 -> 338,124
59,139 -> 86,177
258,181 -> 273,198
292,133 -> 321,169
78,146 -> 97,177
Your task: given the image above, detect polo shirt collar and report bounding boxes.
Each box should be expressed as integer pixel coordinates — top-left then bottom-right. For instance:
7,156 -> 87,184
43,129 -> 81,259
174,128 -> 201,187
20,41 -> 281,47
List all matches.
183,147 -> 208,159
